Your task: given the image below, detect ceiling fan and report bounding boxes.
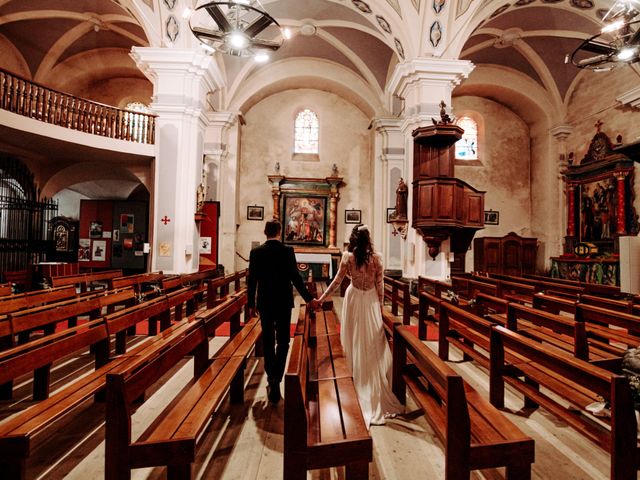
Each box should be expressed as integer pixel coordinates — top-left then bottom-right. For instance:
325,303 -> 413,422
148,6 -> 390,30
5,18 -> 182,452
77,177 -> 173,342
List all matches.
188,0 -> 283,59
569,1 -> 640,71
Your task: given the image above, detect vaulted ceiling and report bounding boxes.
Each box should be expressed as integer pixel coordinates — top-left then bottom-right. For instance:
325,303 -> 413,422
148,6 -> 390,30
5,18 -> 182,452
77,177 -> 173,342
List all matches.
0,0 -> 149,95
0,0 -> 629,113
460,1 -> 620,106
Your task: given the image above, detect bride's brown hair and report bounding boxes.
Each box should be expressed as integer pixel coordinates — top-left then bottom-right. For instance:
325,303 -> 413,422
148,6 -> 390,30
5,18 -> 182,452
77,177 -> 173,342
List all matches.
348,224 -> 373,267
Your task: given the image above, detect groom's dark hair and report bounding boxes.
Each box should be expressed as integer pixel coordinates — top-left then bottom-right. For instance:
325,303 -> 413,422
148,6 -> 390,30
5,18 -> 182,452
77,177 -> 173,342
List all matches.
264,219 -> 282,238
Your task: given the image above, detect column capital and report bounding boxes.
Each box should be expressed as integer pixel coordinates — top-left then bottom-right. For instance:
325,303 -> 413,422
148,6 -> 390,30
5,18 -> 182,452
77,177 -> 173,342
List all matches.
617,85 -> 640,109
205,111 -> 238,128
387,58 -> 474,99
131,47 -> 225,91
370,117 -> 403,133
550,124 -> 573,140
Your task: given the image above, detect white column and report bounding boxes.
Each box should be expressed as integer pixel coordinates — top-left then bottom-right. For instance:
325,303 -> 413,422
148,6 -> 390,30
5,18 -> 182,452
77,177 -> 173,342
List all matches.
371,118 -> 405,271
204,111 -> 240,273
131,47 -> 224,273
387,58 -> 474,281
551,124 -> 573,257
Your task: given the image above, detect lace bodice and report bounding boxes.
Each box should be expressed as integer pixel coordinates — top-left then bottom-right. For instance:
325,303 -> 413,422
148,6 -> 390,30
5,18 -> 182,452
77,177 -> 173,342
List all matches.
319,252 -> 384,303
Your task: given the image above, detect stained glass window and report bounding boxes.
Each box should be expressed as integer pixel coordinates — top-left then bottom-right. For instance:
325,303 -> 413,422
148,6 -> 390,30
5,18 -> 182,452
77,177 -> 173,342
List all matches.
455,116 -> 478,160
294,109 -> 319,154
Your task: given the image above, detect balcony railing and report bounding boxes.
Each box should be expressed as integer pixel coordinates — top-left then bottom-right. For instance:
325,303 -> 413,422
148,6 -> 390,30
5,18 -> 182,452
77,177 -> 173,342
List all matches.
0,67 -> 155,144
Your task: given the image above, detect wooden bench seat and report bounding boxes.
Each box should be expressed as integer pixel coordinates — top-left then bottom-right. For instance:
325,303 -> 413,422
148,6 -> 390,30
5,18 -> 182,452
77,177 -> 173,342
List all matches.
50,269 -> 123,292
0,312 -> 212,480
489,325 -> 638,480
384,276 -> 412,325
284,305 -> 372,480
112,315 -> 261,480
0,285 -> 77,316
0,318 -> 111,401
4,286 -> 135,346
392,323 -> 534,479
0,283 -> 12,296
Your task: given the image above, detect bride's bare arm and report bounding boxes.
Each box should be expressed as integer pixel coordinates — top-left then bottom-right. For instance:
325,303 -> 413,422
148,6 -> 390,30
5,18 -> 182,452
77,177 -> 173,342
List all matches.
318,252 -> 349,303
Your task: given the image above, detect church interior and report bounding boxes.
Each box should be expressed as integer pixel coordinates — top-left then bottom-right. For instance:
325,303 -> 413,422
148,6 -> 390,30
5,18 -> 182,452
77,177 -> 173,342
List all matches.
2,0 -> 640,478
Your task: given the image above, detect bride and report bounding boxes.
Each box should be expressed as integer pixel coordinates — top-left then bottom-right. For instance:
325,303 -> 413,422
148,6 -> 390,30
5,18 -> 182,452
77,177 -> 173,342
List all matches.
317,224 -> 403,427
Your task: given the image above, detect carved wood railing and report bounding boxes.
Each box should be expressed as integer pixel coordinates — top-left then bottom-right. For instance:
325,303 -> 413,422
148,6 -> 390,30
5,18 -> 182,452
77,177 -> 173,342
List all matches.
0,67 -> 155,144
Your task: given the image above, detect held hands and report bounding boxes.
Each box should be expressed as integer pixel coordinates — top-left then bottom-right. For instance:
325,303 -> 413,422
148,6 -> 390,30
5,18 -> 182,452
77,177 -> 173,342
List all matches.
308,298 -> 320,311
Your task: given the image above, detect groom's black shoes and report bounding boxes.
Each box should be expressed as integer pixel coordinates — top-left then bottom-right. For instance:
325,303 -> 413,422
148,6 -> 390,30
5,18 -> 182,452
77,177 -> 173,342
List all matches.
267,381 -> 281,404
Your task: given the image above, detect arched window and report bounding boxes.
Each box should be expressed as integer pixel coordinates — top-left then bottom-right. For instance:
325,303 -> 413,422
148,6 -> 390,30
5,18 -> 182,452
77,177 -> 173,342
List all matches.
125,102 -> 151,143
294,109 -> 319,154
455,116 -> 478,160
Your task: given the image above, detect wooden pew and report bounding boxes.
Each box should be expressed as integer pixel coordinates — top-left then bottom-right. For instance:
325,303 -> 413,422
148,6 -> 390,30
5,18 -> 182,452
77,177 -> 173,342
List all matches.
438,301 -> 497,368
5,287 -> 135,346
0,318 -> 111,401
417,291 -> 442,340
467,278 -> 499,299
500,279 -> 536,304
504,303 -> 595,361
205,269 -> 248,309
384,276 -> 412,325
0,285 -> 76,315
474,292 -> 509,318
104,287 -> 196,355
0,289 -> 249,480
489,325 -> 637,480
534,295 -> 640,356
0,288 -> 194,401
575,303 -> 640,353
104,322 -> 208,479
392,323 -> 535,480
107,311 -> 261,480
523,273 -> 622,298
0,283 -> 12,296
111,272 -> 165,300
284,305 -> 372,480
50,269 -> 123,292
418,275 -> 451,298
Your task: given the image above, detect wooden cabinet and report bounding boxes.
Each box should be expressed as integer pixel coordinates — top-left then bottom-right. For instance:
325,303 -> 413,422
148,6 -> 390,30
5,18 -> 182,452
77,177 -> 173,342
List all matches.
473,232 -> 537,275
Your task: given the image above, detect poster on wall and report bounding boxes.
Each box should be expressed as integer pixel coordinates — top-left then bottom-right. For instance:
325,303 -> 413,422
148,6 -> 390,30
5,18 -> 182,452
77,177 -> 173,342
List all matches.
89,221 -> 103,238
113,230 -> 120,242
120,214 -> 134,233
78,239 -> 90,261
123,238 -> 133,250
92,240 -> 106,261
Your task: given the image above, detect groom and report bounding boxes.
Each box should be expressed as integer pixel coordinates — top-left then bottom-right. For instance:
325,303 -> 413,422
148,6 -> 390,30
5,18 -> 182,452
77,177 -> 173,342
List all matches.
248,219 -> 317,404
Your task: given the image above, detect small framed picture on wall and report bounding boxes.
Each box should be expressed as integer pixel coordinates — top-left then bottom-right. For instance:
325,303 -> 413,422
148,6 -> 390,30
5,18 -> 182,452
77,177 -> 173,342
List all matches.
247,205 -> 264,221
345,209 -> 361,224
484,210 -> 499,225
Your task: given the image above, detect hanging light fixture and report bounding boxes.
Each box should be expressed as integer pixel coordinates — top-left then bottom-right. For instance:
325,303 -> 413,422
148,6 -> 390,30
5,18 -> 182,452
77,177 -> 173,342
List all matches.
188,0 -> 284,58
569,0 -> 640,71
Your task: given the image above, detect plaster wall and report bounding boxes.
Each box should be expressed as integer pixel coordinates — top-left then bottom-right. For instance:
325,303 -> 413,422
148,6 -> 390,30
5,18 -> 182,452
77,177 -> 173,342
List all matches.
452,96 -> 532,270
73,77 -> 153,108
566,68 -> 640,159
236,88 -> 372,262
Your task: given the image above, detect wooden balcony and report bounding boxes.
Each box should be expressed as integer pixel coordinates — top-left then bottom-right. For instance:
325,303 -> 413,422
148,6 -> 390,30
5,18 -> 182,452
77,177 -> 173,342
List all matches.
0,67 -> 155,144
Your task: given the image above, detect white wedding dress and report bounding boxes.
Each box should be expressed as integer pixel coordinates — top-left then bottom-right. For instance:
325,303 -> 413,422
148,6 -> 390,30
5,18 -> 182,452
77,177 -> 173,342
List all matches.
319,251 -> 403,427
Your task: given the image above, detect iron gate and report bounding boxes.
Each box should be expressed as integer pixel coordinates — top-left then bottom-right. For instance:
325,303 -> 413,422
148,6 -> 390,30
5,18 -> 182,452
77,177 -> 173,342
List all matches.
0,156 -> 57,278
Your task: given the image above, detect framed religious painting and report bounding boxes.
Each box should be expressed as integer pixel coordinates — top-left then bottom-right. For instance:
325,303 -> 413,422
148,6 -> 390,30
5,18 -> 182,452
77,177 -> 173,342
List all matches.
282,195 -> 328,246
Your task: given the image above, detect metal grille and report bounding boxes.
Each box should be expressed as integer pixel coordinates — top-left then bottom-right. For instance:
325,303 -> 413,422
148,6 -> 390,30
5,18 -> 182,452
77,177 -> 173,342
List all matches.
0,157 -> 57,277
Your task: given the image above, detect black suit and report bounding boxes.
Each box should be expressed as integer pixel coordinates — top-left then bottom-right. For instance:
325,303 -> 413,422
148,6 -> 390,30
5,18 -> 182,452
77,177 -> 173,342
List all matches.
248,239 -> 313,386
